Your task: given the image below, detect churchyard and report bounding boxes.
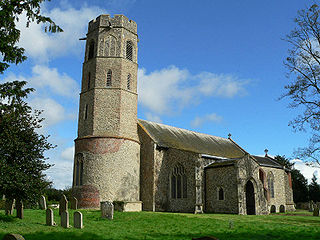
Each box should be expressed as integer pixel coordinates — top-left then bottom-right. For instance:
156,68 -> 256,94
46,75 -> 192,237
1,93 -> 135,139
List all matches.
0,208 -> 319,240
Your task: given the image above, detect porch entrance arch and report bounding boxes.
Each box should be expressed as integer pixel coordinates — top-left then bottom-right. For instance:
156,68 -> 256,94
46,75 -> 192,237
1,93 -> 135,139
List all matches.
245,180 -> 255,215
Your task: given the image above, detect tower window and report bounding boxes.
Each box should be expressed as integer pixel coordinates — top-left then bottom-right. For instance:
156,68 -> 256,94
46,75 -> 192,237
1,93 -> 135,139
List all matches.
107,70 -> 112,87
126,41 -> 133,61
218,187 -> 224,200
127,74 -> 131,90
88,40 -> 95,60
171,164 -> 187,199
87,72 -> 91,90
84,104 -> 88,120
75,153 -> 84,186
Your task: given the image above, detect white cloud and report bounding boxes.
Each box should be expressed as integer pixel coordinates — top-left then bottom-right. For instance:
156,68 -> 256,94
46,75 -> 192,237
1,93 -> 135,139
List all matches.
145,112 -> 162,123
291,159 -> 320,184
61,146 -> 75,162
138,66 -> 248,115
17,5 -> 105,62
191,113 -> 223,128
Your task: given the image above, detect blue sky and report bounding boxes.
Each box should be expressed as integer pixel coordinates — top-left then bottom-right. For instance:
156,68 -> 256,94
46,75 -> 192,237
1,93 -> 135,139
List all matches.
2,0 -> 320,189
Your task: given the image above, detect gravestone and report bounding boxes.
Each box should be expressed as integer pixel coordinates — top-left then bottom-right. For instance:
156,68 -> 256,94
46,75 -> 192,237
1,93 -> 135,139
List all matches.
46,208 -> 56,226
309,201 -> 314,212
70,197 -> 78,210
39,195 -> 47,210
59,195 -> 68,216
5,199 -> 15,215
2,233 -> 25,240
16,200 -> 23,219
101,201 -> 114,220
61,211 -> 70,228
74,211 -> 83,229
313,206 -> 319,216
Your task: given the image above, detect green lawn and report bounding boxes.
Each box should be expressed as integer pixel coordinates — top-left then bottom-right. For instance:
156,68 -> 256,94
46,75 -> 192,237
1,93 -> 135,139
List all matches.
0,209 -> 319,240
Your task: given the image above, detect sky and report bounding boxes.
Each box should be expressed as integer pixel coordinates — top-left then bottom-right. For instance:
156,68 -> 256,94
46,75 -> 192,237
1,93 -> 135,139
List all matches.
1,0 -> 320,189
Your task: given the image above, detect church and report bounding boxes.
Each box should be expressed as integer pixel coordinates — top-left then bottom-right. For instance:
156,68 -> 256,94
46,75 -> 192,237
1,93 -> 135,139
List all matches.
72,14 -> 295,215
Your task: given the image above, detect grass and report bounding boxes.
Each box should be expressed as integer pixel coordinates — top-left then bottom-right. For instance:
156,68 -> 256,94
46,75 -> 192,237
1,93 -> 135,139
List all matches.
0,209 -> 319,240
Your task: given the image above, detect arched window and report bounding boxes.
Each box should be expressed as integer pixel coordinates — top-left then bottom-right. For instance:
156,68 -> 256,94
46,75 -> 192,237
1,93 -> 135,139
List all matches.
126,41 -> 133,61
87,72 -> 91,90
171,164 -> 187,199
218,187 -> 224,200
84,104 -> 88,120
75,153 -> 84,186
127,74 -> 131,90
106,70 -> 112,87
88,40 -> 95,60
268,172 -> 275,198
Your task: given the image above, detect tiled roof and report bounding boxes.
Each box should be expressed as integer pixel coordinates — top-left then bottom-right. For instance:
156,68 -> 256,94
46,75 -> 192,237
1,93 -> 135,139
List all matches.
252,155 -> 284,169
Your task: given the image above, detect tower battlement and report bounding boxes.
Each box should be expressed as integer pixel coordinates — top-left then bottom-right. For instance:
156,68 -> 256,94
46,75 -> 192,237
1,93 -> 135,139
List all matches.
88,14 -> 137,34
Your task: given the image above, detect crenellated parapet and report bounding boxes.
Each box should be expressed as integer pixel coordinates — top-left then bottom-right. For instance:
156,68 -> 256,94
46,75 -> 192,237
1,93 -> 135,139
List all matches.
88,14 -> 137,34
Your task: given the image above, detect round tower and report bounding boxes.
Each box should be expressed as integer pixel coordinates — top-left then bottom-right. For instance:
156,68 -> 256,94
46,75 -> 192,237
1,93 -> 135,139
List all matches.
73,14 -> 141,210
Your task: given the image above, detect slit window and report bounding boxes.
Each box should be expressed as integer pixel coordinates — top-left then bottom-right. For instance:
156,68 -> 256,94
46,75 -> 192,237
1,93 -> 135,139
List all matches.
88,41 -> 95,60
84,104 -> 88,120
107,70 -> 112,87
126,41 -> 133,61
87,72 -> 91,90
75,154 -> 84,186
127,74 -> 131,90
218,188 -> 224,200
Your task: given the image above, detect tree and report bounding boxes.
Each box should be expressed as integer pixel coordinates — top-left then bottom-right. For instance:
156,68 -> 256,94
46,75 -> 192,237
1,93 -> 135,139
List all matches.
309,174 -> 320,202
274,155 -> 309,202
282,3 -> 320,165
0,0 -> 62,73
0,81 -> 55,218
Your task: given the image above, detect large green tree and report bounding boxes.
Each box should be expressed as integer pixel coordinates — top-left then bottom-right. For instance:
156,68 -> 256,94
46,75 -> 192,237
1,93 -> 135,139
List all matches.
0,81 -> 55,217
0,0 -> 62,73
282,3 -> 320,165
274,155 -> 309,202
309,174 -> 320,202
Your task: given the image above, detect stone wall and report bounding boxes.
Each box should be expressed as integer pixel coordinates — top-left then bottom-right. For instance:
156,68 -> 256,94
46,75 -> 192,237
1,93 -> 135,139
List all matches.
205,165 -> 239,213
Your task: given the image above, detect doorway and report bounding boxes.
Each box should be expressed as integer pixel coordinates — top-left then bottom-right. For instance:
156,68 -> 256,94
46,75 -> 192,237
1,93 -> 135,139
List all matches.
245,180 -> 255,215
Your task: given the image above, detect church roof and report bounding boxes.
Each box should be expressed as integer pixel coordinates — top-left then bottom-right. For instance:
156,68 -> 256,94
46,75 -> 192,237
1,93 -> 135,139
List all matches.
138,119 -> 246,158
252,155 -> 284,169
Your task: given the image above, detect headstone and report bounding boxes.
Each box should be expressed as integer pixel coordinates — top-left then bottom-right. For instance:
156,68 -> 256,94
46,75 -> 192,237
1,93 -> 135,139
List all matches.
101,201 -> 114,220
74,211 -> 83,229
229,220 -> 234,229
313,206 -> 319,216
2,233 -> 25,240
59,195 -> 68,216
70,197 -> 78,210
39,195 -> 47,210
309,201 -> 314,212
5,199 -> 15,215
46,208 -> 56,226
16,200 -> 23,219
61,211 -> 70,228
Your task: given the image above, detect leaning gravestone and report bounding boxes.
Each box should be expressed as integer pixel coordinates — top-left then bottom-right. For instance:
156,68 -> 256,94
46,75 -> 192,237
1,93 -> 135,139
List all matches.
2,233 -> 25,240
59,195 -> 68,216
313,206 -> 319,216
61,211 -> 70,228
74,211 -> 83,229
16,200 -> 23,219
46,208 -> 56,226
5,199 -> 15,215
101,201 -> 114,220
70,197 -> 78,210
39,195 -> 47,210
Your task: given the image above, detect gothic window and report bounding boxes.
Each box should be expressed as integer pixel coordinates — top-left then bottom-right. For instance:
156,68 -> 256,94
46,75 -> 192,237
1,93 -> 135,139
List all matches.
268,172 -> 275,198
84,104 -> 88,120
218,187 -> 224,200
126,41 -> 133,61
88,40 -> 95,60
75,153 -> 84,186
87,72 -> 91,90
127,74 -> 131,90
171,164 -> 187,199
107,70 -> 112,87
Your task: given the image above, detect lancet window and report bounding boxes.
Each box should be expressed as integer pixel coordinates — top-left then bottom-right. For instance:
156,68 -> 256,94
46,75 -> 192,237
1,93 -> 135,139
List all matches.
126,41 -> 133,61
107,70 -> 112,87
171,164 -> 187,199
75,153 -> 84,186
268,172 -> 275,198
127,74 -> 131,90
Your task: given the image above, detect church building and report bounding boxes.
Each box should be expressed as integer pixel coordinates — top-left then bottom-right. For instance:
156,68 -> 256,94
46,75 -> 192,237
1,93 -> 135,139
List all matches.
72,14 -> 295,215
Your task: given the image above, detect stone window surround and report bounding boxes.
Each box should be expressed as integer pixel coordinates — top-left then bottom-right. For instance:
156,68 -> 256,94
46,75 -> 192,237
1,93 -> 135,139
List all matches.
170,164 -> 187,199
217,187 -> 225,201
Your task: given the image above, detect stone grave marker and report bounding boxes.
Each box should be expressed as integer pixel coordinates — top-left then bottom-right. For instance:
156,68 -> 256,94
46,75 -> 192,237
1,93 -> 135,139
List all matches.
313,206 -> 319,216
59,194 -> 68,216
70,197 -> 78,210
16,200 -> 23,219
46,208 -> 56,226
101,201 -> 114,220
5,199 -> 15,215
61,211 -> 70,228
74,211 -> 83,229
3,233 -> 25,240
39,195 -> 47,210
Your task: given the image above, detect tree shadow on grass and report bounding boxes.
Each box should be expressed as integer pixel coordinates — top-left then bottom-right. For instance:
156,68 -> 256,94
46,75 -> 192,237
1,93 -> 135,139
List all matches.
0,213 -> 16,222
